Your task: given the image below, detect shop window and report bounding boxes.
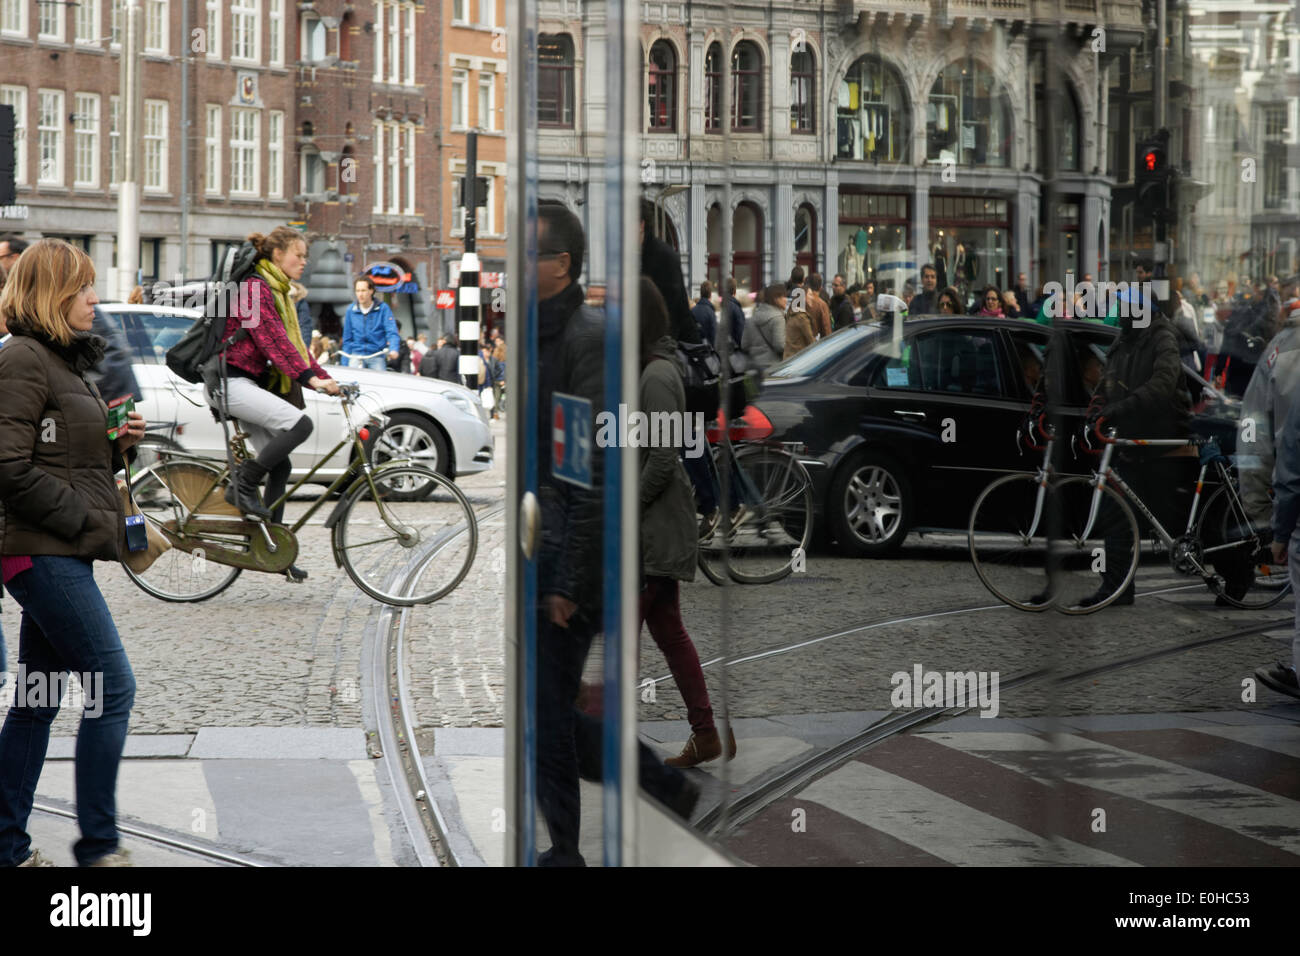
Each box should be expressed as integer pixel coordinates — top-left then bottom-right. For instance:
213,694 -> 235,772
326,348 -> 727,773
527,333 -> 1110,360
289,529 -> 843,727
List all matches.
928,196 -> 1013,308
837,55 -> 908,162
837,192 -> 909,292
927,58 -> 1012,167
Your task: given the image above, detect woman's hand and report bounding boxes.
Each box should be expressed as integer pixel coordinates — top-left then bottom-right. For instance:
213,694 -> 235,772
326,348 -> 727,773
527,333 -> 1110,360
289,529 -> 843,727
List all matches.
310,376 -> 341,395
115,410 -> 147,453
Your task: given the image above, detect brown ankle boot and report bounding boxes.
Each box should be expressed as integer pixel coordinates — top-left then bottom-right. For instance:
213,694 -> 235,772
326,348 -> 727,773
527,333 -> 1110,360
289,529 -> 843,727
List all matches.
665,729 -> 723,768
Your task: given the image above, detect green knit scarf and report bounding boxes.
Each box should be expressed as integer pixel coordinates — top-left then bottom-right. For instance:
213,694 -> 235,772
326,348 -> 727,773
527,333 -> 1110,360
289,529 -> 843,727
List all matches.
254,257 -> 310,395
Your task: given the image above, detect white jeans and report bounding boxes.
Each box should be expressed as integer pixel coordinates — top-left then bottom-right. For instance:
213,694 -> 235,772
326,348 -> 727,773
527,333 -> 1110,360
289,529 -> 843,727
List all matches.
207,375 -> 306,456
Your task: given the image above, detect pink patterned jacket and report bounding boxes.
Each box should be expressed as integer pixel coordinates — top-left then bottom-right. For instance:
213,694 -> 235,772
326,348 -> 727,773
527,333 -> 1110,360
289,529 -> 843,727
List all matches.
222,276 -> 329,385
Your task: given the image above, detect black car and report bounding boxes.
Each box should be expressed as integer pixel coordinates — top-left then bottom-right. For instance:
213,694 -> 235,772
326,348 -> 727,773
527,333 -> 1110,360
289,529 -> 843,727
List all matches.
748,316 -> 1236,556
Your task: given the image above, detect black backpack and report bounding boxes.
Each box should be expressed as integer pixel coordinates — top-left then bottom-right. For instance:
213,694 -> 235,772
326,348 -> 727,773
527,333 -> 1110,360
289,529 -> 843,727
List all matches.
675,340 -> 763,421
164,241 -> 260,384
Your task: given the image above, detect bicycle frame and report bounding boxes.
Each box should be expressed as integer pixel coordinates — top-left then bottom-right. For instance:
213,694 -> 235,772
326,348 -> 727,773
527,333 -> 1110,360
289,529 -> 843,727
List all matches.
138,390 -> 414,570
1080,437 -> 1210,552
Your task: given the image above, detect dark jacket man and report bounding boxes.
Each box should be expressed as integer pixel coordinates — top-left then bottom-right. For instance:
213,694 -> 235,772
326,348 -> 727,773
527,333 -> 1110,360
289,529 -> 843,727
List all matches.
690,284 -> 717,347
830,293 -> 855,331
1095,313 -> 1192,442
0,328 -> 125,562
423,340 -> 461,383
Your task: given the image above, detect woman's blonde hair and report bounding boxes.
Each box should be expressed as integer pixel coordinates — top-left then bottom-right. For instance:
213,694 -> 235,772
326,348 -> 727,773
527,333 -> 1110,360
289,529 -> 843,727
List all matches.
248,226 -> 306,262
0,238 -> 95,346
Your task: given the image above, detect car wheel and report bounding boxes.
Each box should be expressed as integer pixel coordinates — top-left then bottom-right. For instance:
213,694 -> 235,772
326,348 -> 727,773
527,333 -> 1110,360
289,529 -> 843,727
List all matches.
366,412 -> 451,501
829,450 -> 912,557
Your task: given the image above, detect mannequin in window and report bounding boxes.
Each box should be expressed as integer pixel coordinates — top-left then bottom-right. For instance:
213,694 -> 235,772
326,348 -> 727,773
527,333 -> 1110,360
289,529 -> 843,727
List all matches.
933,242 -> 948,290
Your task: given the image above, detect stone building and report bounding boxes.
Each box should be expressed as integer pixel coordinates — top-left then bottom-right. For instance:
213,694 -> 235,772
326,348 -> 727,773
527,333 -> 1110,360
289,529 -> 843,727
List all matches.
535,0 -> 1145,305
1,0 -> 298,300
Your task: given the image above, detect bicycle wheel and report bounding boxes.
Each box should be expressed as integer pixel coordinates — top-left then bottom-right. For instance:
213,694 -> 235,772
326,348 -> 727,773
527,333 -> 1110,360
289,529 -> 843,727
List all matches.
123,460 -> 244,602
967,473 -> 1054,612
335,465 -> 478,606
1050,475 -> 1141,614
697,446 -> 814,585
1198,484 -> 1292,609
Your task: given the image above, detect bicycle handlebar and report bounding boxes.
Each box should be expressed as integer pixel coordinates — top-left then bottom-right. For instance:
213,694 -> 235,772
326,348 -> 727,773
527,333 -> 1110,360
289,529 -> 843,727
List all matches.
336,349 -> 390,359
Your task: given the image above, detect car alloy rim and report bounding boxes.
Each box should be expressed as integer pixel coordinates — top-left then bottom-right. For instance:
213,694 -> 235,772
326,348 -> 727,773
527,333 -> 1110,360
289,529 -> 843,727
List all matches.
846,465 -> 902,543
375,424 -> 437,470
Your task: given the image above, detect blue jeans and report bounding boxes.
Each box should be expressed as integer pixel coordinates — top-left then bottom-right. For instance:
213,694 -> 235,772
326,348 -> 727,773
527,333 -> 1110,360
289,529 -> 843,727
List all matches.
349,354 -> 388,371
0,557 -> 136,866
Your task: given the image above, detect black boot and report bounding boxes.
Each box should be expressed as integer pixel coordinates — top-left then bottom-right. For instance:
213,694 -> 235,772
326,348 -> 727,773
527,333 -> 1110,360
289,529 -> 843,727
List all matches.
225,460 -> 271,519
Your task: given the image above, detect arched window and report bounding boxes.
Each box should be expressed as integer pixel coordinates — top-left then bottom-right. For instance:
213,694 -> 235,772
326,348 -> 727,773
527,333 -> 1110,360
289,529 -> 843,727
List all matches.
705,43 -> 722,132
538,33 -> 575,128
927,58 -> 1012,167
837,55 -> 909,162
795,203 -> 817,273
732,201 -> 763,292
647,40 -> 676,132
790,48 -> 815,134
731,41 -> 763,132
1036,80 -> 1080,173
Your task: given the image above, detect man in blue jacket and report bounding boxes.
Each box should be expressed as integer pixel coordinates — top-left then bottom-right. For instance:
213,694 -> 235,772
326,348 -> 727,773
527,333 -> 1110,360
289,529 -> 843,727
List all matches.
342,276 -> 400,370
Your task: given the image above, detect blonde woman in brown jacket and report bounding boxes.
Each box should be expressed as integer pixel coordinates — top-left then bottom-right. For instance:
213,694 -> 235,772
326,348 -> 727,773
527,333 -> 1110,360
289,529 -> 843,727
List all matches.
0,239 -> 147,868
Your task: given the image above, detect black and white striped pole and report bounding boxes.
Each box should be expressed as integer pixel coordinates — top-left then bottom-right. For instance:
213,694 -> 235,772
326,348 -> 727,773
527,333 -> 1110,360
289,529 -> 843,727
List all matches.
458,131 -> 482,388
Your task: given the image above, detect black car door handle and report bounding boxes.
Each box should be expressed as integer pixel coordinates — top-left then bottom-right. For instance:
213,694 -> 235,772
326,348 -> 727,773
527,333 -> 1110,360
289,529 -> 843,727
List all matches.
893,409 -> 927,420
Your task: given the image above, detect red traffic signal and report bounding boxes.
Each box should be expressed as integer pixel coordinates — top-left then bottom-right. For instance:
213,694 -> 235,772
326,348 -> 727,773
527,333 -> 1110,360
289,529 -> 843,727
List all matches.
1143,150 -> 1158,172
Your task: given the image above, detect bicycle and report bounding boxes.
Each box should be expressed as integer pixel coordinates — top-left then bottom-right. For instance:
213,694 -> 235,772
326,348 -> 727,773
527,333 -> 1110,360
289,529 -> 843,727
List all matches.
968,413 -> 1291,613
695,421 -> 815,586
336,348 -> 391,368
124,382 -> 478,607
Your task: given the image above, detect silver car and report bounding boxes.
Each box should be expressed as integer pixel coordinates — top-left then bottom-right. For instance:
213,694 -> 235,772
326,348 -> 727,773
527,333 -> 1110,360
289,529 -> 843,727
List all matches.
98,304 -> 495,487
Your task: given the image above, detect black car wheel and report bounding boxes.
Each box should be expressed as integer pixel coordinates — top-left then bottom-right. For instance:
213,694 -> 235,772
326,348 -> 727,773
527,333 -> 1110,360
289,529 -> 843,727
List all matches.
830,450 -> 911,557
365,412 -> 451,501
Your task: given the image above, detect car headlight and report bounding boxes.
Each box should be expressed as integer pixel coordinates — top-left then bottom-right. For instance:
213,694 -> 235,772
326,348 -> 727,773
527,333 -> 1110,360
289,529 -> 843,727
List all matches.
445,391 -> 475,417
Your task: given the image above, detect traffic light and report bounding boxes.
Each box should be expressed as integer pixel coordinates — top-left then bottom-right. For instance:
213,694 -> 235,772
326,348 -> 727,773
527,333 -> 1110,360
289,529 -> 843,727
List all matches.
0,104 -> 15,207
1135,129 -> 1177,225
456,176 -> 491,209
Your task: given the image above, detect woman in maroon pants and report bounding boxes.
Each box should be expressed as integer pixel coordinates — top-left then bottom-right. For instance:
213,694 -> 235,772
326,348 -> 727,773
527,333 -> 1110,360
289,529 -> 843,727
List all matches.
638,277 -> 736,768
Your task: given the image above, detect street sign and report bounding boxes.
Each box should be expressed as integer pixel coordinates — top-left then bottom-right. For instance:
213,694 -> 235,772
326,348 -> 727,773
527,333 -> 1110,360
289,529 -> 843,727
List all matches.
435,289 -> 457,309
552,392 -> 593,489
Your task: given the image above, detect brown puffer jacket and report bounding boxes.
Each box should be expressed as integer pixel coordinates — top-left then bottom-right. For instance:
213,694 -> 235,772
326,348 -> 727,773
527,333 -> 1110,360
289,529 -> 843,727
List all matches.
0,328 -> 124,562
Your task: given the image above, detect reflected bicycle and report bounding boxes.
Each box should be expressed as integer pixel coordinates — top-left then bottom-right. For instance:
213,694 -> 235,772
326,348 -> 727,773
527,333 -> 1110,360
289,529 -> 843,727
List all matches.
695,425 -> 815,586
967,414 -> 1290,613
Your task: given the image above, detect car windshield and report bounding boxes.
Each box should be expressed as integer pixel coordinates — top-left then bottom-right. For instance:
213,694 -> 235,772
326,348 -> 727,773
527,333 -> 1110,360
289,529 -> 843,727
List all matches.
767,323 -> 877,378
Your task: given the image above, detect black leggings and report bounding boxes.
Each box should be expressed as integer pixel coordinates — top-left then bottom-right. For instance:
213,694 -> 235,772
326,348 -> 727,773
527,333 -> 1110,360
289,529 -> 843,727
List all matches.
254,416 -> 312,523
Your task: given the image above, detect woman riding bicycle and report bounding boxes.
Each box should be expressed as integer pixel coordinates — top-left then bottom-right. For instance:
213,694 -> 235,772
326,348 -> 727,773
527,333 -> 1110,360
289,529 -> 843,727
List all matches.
206,226 -> 340,582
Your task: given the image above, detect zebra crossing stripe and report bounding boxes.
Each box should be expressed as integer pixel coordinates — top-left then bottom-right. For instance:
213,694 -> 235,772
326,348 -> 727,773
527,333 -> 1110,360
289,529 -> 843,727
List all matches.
924,731 -> 1300,860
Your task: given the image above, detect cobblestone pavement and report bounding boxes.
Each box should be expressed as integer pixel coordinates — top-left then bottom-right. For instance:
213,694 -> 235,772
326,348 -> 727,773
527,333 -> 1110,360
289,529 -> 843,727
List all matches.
0,425 -> 507,738
3,416 -> 1293,741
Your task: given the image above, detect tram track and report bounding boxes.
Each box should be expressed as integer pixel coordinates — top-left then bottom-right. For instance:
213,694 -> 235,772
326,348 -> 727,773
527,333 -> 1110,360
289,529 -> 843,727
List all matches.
29,802 -> 272,867
693,590 -> 1291,838
371,502 -> 505,868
